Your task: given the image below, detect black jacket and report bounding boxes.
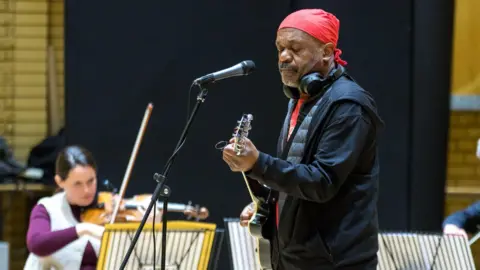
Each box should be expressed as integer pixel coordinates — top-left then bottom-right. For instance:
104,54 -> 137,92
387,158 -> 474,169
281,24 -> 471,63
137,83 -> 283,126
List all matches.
443,200 -> 480,234
247,75 -> 384,269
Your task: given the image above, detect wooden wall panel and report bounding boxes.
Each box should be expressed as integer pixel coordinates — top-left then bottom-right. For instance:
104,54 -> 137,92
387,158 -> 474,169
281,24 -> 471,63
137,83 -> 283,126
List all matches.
0,1 -> 63,269
446,0 -> 480,267
0,0 -> 63,162
450,0 -> 480,95
49,0 -> 64,126
447,112 -> 480,187
0,0 -> 49,161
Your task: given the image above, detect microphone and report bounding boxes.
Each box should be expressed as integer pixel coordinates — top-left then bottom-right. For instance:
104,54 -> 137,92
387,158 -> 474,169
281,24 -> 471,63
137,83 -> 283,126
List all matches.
193,60 -> 256,86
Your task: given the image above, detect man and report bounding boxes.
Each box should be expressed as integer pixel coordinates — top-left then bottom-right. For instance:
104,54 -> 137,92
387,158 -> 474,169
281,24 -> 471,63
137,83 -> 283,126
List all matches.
443,201 -> 480,238
222,9 -> 384,270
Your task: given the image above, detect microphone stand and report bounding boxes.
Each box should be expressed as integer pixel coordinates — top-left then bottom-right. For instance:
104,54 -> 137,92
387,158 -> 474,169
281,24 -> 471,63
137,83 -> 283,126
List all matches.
119,84 -> 209,270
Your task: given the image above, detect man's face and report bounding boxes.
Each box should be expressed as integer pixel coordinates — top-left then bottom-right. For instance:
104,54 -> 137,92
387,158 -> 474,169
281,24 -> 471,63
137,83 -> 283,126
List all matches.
276,28 -> 325,88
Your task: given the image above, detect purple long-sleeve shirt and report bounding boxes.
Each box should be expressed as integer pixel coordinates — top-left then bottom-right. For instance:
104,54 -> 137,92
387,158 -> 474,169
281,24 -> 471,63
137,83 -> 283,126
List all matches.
26,203 -> 97,270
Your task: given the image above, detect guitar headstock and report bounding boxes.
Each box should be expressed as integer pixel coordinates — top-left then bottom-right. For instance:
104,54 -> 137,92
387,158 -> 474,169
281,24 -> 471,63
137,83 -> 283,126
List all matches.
232,114 -> 254,155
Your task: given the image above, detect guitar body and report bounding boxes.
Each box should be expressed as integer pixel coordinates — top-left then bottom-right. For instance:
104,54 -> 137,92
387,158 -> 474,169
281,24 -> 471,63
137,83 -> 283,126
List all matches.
256,238 -> 273,270
246,178 -> 274,270
246,178 -> 273,237
232,114 -> 274,270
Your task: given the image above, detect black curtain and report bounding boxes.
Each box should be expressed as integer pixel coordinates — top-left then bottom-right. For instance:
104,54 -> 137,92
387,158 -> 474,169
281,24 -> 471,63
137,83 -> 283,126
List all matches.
408,0 -> 453,230
65,0 -> 292,225
65,0 -> 453,267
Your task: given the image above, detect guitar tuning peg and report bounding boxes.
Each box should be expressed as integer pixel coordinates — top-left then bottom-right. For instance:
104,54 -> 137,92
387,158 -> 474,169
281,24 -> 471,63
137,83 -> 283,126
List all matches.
194,204 -> 201,221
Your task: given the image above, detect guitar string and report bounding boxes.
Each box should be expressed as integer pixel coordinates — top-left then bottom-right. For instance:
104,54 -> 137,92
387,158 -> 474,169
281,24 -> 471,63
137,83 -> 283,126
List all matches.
234,117 -> 270,269
233,122 -> 259,205
241,171 -> 258,204
216,118 -> 258,210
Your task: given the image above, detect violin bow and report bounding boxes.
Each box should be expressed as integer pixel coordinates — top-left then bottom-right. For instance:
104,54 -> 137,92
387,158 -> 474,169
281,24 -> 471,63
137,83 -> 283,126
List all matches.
110,103 -> 154,224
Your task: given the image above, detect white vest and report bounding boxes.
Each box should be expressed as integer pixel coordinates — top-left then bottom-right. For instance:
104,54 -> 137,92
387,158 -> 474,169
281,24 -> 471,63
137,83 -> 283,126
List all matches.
24,192 -> 101,270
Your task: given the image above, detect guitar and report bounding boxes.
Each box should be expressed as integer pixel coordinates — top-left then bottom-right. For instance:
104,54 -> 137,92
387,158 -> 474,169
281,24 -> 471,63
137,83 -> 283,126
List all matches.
232,114 -> 274,270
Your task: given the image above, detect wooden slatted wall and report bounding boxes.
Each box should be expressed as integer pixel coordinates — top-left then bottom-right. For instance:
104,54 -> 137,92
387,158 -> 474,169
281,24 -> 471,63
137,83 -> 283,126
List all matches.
0,1 -> 63,269
49,0 -> 64,127
0,0 -> 63,163
8,0 -> 48,162
0,0 -> 17,155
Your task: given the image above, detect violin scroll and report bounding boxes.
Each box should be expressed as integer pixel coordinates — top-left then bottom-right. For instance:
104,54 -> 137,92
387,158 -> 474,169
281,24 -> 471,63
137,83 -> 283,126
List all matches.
184,201 -> 209,221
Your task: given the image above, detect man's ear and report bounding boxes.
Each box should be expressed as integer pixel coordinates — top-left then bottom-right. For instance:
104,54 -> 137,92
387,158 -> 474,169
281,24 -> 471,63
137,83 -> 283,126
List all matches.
322,43 -> 335,62
55,175 -> 64,188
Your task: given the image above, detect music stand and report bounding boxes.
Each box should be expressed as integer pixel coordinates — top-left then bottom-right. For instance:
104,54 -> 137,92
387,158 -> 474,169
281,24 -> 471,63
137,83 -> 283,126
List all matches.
223,218 -> 261,270
378,232 -> 476,270
97,221 -> 216,270
468,225 -> 480,245
207,228 -> 224,270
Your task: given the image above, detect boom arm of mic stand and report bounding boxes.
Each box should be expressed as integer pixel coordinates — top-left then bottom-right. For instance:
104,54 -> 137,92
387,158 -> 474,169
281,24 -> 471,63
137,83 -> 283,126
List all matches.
119,86 -> 209,270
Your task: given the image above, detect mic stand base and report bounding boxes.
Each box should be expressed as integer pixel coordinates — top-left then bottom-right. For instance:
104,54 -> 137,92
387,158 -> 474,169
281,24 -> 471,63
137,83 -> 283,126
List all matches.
118,86 -> 208,270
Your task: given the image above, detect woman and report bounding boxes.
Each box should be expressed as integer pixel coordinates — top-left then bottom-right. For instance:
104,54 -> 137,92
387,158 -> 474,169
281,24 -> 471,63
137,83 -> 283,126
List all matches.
24,145 -> 106,270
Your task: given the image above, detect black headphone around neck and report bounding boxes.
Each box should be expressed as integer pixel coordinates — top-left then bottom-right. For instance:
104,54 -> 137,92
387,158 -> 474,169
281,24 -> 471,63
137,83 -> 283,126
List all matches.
283,65 -> 346,99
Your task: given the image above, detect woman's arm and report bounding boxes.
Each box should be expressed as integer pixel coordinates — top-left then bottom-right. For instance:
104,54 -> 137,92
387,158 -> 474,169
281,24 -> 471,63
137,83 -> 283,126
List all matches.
443,201 -> 480,234
26,204 -> 79,256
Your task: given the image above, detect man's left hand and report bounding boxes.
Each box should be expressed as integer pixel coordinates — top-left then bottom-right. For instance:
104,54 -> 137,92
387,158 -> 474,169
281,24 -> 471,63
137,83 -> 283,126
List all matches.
222,137 -> 260,172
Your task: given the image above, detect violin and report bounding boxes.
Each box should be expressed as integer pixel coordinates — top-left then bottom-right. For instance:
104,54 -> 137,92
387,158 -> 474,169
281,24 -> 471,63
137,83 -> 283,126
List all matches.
81,192 -> 210,225
80,191 -> 139,225
126,193 -> 210,221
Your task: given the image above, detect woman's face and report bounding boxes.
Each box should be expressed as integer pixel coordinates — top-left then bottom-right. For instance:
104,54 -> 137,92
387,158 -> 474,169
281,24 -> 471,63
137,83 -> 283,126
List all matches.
55,165 -> 97,206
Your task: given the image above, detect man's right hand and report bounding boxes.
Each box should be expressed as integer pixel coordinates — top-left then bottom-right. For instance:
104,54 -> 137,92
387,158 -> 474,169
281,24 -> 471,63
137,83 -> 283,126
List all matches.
240,203 -> 254,227
443,224 -> 468,238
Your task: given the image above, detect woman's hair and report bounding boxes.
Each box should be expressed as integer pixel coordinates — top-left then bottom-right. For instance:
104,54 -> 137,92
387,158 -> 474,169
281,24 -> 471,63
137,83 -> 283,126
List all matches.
56,145 -> 97,180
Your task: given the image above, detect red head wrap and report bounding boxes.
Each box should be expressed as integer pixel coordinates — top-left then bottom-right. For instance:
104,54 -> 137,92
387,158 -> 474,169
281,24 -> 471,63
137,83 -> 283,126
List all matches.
278,9 -> 347,66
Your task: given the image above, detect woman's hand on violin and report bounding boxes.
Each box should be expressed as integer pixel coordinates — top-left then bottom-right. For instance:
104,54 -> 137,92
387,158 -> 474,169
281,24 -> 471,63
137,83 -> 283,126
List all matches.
103,195 -> 126,219
115,195 -> 127,211
76,223 -> 105,239
106,195 -> 125,213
